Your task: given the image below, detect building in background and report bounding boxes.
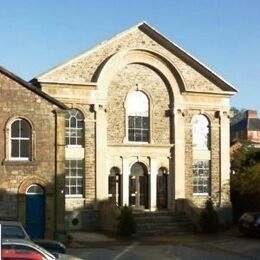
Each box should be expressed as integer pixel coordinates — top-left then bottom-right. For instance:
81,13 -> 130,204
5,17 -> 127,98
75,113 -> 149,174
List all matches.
231,110 -> 260,148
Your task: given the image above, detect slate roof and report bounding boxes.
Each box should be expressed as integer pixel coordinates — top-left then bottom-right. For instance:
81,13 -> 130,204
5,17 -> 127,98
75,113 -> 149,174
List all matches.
231,117 -> 260,131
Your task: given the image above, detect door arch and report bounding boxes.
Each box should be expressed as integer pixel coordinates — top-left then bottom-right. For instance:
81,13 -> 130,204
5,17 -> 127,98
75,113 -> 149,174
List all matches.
25,184 -> 45,239
157,167 -> 168,209
129,162 -> 149,209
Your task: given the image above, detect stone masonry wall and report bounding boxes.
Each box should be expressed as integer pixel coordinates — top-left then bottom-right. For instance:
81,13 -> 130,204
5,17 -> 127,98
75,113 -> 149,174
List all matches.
39,27 -> 222,93
0,72 -> 59,236
184,110 -> 220,206
107,63 -> 171,145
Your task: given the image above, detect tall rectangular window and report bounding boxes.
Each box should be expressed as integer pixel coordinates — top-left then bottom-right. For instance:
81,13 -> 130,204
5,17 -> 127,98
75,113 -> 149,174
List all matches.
65,160 -> 84,196
127,91 -> 149,142
128,116 -> 149,142
192,160 -> 210,195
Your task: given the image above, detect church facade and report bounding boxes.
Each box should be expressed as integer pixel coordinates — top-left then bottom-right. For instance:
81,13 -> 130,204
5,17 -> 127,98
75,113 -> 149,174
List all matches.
0,22 -> 237,237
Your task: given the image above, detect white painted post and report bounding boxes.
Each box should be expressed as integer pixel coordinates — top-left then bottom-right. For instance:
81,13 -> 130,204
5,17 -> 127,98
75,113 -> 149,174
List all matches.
122,158 -> 130,206
150,159 -> 157,211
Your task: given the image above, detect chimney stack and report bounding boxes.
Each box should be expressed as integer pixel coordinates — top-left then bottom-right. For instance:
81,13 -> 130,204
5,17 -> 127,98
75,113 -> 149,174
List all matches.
246,110 -> 257,119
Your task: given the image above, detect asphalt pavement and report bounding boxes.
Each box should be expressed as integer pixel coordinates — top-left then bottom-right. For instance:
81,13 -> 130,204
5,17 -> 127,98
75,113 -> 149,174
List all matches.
67,228 -> 260,259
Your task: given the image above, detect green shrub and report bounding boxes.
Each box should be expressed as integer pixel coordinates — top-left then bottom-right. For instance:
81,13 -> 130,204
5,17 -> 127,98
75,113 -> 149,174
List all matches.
199,198 -> 219,233
117,205 -> 136,237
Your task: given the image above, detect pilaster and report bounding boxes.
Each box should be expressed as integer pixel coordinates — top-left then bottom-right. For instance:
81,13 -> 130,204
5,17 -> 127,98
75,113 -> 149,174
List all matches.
54,109 -> 66,236
150,158 -> 157,211
95,104 -> 108,202
173,109 -> 186,200
122,158 -> 130,206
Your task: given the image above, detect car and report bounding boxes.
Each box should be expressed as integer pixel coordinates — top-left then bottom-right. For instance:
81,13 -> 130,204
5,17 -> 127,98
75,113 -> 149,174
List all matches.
1,239 -> 57,260
1,239 -> 83,260
2,248 -> 44,260
0,220 -> 66,254
238,211 -> 260,236
33,238 -> 66,254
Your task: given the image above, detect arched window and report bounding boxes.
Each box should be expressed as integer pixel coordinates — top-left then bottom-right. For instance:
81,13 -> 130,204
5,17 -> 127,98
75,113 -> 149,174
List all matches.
26,184 -> 44,195
192,114 -> 210,150
65,109 -> 84,146
10,118 -> 31,160
127,91 -> 149,142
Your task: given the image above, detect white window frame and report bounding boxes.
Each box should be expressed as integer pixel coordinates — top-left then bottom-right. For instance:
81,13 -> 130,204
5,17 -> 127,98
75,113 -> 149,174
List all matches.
192,160 -> 210,196
65,159 -> 84,197
126,90 -> 150,143
10,118 -> 31,161
65,109 -> 84,147
192,114 -> 210,150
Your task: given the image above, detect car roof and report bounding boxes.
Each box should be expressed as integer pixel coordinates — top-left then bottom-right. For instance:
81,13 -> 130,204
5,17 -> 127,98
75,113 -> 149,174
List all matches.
2,238 -> 36,245
0,221 -> 23,225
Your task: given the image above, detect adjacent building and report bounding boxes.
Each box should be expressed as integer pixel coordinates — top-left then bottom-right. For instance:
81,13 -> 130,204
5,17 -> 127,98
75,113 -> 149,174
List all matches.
0,66 -> 67,238
231,110 -> 260,147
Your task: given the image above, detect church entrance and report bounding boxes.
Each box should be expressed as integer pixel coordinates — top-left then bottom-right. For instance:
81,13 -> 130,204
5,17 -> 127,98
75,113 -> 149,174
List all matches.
129,162 -> 149,209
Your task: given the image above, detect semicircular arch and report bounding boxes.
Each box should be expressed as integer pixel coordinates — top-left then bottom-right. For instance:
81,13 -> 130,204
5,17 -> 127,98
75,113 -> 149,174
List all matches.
93,48 -> 186,105
18,176 -> 53,195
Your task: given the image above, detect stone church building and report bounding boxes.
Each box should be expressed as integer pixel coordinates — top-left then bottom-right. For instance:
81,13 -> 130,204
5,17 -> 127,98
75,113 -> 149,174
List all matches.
0,22 -> 237,238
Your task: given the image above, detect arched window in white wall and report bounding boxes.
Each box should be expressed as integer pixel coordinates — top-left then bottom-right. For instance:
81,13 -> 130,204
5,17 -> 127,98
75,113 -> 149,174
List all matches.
10,118 -> 32,160
192,114 -> 210,150
65,109 -> 84,146
127,91 -> 149,142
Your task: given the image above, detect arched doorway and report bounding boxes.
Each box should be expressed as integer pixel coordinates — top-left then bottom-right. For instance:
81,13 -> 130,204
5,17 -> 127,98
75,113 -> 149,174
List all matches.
129,162 -> 149,209
157,167 -> 168,209
108,167 -> 121,206
25,184 -> 45,239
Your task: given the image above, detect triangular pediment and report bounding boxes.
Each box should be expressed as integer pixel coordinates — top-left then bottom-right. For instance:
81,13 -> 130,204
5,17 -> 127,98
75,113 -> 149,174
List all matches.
34,22 -> 238,95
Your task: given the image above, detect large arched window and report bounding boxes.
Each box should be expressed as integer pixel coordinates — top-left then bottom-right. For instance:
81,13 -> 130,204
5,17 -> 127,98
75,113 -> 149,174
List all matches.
65,109 -> 84,146
127,91 -> 149,142
192,114 -> 210,150
10,118 -> 32,160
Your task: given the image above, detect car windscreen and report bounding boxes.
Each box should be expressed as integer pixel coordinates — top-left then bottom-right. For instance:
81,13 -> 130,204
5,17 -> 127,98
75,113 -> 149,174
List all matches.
2,225 -> 27,239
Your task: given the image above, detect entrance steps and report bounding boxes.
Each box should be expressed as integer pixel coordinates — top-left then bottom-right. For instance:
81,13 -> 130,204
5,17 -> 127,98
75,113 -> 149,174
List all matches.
133,211 -> 195,236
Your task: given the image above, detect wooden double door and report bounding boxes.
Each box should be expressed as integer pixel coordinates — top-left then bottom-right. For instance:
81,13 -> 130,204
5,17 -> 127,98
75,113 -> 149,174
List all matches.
129,162 -> 148,209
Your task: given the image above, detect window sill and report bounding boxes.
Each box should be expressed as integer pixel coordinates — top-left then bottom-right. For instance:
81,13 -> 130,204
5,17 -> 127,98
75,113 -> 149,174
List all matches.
2,160 -> 37,166
193,193 -> 209,197
65,195 -> 84,199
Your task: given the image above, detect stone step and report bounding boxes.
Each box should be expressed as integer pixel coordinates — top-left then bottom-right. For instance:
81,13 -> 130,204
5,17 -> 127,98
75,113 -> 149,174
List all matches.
133,211 -> 195,235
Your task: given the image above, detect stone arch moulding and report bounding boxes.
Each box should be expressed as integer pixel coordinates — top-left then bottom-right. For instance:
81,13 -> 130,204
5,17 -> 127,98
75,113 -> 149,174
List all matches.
93,48 -> 187,104
18,176 -> 53,195
5,115 -> 35,130
190,111 -> 213,125
129,159 -> 150,175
